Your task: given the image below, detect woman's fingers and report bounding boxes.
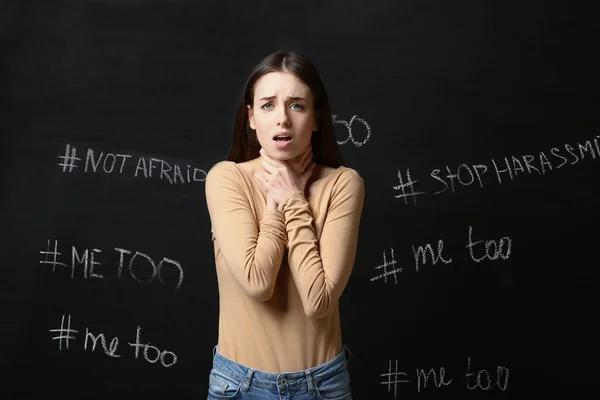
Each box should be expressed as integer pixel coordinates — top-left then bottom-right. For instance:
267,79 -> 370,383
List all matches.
254,170 -> 270,187
259,148 -> 280,165
263,171 -> 273,182
260,159 -> 277,174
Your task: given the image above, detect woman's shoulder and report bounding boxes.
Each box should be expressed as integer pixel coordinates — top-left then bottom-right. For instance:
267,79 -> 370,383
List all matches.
310,165 -> 363,200
331,165 -> 363,183
206,160 -> 262,190
207,160 -> 238,173
205,161 -> 243,184
312,164 -> 337,181
316,164 -> 360,178
329,165 -> 364,195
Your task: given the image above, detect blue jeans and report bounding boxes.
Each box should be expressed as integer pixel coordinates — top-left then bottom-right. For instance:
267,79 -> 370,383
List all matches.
207,345 -> 353,400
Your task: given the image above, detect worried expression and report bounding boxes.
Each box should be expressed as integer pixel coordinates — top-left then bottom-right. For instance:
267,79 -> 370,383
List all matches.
247,71 -> 318,161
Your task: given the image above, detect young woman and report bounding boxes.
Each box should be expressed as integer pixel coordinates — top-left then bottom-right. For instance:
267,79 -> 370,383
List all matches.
205,51 -> 365,400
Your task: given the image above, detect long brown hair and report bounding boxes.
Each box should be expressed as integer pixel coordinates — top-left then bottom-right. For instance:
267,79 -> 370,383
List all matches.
226,51 -> 344,168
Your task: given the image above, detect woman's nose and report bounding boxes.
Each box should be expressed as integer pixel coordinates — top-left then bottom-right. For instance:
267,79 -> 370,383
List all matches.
277,107 -> 289,125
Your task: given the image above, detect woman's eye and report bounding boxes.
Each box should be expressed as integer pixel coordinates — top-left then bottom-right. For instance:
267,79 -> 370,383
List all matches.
261,103 -> 303,110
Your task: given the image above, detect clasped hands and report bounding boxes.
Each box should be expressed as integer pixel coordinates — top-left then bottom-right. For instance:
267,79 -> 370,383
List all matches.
254,147 -> 316,210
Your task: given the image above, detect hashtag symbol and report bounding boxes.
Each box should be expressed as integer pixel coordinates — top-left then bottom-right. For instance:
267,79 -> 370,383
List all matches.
40,239 -> 70,274
49,313 -> 78,350
57,144 -> 81,172
393,168 -> 426,206
370,247 -> 402,284
381,359 -> 410,398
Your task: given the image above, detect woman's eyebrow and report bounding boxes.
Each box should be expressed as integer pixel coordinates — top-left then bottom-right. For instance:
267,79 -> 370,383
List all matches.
258,95 -> 306,102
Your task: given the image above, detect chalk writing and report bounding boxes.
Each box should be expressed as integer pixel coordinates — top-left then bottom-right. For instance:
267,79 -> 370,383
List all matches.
371,225 -> 511,282
49,313 -> 78,350
380,358 -> 509,397
50,313 -> 177,367
332,114 -> 371,147
416,367 -> 454,392
466,226 -> 512,263
412,239 -> 452,272
128,326 -> 178,367
369,248 -> 402,284
40,240 -> 184,291
393,168 -> 426,206
465,357 -> 510,391
431,163 -> 487,194
381,360 -> 410,398
85,327 -> 121,358
394,135 -> 600,204
57,143 -> 81,172
57,144 -> 206,184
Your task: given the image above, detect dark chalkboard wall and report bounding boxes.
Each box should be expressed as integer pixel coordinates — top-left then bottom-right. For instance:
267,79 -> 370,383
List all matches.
2,1 -> 599,398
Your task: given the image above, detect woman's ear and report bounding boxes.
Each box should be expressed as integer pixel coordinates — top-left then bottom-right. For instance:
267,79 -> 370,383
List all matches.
247,105 -> 255,129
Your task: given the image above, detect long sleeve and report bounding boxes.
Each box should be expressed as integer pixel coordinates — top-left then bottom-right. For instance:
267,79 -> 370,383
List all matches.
277,170 -> 365,319
205,161 -> 288,301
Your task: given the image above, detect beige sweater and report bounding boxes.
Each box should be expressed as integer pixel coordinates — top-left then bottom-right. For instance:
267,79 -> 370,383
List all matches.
205,160 -> 365,372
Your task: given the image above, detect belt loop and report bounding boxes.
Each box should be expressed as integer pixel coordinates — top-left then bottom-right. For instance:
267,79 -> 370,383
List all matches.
305,368 -> 316,394
213,345 -> 217,357
241,368 -> 254,392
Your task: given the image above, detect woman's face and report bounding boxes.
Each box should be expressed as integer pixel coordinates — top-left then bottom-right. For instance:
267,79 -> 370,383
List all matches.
247,71 -> 318,161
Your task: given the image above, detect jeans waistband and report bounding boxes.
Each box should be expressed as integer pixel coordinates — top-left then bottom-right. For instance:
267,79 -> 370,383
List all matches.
211,345 -> 350,391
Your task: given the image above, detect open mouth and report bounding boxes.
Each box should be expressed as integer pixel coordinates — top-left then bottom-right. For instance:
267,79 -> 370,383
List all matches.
273,135 -> 292,142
